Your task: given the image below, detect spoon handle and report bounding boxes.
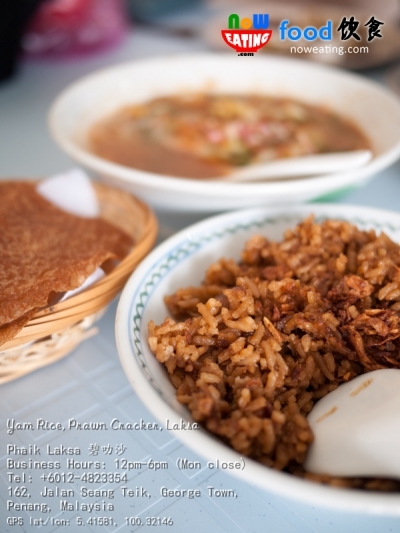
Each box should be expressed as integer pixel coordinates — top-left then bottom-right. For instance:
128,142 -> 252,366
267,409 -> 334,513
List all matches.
227,149 -> 372,182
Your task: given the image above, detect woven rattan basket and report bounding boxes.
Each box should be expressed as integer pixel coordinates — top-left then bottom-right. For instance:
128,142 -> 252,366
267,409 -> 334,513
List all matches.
0,182 -> 157,384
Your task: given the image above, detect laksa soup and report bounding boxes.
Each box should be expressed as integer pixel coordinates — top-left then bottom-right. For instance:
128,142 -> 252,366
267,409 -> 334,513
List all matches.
88,93 -> 370,180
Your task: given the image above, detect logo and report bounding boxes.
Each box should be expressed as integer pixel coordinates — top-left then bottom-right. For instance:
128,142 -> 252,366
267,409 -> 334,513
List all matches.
221,14 -> 272,54
221,14 -> 384,58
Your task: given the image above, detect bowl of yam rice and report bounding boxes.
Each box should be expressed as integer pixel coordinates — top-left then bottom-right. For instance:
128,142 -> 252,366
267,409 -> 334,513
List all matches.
116,203 -> 400,514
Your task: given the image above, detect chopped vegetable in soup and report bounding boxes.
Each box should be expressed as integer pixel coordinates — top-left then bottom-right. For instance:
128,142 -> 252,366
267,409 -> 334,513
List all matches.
88,94 -> 370,179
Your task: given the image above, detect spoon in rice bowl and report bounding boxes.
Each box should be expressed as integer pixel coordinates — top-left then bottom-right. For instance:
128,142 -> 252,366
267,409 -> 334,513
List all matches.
226,149 -> 372,182
304,368 -> 400,479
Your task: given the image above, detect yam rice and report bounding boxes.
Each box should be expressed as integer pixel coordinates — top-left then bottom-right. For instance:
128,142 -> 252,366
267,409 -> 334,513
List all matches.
148,216 -> 400,490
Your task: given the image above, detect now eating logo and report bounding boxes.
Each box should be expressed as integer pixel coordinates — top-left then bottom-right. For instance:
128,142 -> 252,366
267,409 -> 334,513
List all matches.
221,14 -> 272,53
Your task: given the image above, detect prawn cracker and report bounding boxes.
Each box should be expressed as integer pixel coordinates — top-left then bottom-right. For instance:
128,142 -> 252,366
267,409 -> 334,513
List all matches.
0,181 -> 133,345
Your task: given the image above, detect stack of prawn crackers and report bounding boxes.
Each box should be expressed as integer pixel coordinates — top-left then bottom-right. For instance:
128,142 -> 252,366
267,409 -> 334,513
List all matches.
0,181 -> 133,347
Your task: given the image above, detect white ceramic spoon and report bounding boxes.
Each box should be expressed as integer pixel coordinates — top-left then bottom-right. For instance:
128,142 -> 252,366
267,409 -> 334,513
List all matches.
226,149 -> 372,182
304,368 -> 400,479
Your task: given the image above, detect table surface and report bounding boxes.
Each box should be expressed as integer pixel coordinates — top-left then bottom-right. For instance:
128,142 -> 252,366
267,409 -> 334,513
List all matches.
1,22 -> 400,533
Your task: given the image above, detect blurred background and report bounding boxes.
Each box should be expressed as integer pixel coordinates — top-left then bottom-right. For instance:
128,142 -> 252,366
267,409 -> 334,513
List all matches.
1,0 -> 400,85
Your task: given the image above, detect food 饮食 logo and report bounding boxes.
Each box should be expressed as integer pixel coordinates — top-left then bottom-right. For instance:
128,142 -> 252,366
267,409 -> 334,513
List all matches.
221,14 -> 272,54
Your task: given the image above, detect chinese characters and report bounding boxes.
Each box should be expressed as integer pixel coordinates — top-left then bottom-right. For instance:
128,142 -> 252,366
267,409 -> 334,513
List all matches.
337,16 -> 384,42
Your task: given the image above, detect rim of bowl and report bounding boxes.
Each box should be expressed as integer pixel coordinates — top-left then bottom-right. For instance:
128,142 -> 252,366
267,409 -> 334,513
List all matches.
116,203 -> 400,516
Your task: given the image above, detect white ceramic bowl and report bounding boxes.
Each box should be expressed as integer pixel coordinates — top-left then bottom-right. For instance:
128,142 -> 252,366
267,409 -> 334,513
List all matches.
49,54 -> 400,212
116,203 -> 400,515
